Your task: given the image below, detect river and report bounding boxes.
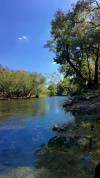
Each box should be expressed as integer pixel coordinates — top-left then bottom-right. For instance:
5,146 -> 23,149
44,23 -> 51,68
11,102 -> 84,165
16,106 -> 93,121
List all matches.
0,96 -> 75,178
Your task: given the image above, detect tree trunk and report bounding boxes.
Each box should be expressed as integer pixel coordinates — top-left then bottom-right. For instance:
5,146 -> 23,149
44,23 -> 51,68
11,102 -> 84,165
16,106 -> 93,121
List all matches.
65,45 -> 86,83
86,53 -> 91,81
94,57 -> 99,87
94,46 -> 99,87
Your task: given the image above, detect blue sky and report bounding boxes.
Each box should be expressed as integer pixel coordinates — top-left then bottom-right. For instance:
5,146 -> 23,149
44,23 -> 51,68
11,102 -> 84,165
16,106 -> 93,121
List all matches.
0,0 -> 75,75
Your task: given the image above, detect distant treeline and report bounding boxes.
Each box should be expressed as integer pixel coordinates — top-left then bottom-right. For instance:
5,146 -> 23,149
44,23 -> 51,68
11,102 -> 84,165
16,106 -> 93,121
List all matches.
0,65 -> 48,98
48,78 -> 78,96
0,65 -> 82,99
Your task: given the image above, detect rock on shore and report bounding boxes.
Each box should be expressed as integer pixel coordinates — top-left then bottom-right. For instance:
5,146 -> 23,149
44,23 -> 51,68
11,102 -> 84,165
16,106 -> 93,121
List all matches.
63,95 -> 100,114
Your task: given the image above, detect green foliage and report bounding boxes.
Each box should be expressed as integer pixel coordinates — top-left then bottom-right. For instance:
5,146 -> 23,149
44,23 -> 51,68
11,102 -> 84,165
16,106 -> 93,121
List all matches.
47,77 -> 79,96
45,0 -> 100,90
0,65 -> 47,98
48,84 -> 57,96
57,78 -> 70,96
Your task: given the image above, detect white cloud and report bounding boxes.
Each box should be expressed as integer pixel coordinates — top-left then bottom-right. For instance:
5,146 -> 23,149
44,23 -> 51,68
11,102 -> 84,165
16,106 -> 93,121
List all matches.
18,35 -> 28,41
23,36 -> 28,40
18,37 -> 22,40
52,62 -> 56,65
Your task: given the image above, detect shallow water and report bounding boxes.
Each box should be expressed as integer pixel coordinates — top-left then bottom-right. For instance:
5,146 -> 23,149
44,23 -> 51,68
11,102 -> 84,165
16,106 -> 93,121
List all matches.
0,96 -> 75,178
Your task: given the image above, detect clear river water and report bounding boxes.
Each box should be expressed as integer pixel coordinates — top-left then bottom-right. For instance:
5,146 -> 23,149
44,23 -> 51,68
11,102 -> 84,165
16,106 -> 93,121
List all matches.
0,96 -> 75,178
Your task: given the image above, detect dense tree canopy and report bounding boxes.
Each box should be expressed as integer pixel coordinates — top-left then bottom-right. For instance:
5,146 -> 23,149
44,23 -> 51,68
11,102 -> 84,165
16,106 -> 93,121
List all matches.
0,65 -> 47,98
0,65 -> 74,98
45,0 -> 100,89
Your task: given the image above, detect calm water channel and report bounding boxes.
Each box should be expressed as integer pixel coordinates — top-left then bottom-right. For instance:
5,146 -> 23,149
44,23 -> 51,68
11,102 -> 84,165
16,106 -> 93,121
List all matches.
0,96 -> 75,178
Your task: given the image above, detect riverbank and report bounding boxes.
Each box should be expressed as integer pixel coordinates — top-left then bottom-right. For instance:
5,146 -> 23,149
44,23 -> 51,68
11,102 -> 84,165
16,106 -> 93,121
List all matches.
49,91 -> 100,177
0,95 -> 48,100
63,90 -> 100,114
0,96 -> 36,100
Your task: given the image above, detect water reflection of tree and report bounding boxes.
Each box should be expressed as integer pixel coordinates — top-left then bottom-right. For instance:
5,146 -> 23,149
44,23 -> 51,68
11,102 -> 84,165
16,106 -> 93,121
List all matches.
0,99 -> 47,120
47,97 -> 60,113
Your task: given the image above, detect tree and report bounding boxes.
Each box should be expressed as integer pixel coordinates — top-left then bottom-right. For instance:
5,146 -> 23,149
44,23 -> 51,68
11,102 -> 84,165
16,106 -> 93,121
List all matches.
0,65 -> 47,98
57,78 -> 70,96
32,73 -> 46,98
48,84 -> 57,96
45,0 -> 100,88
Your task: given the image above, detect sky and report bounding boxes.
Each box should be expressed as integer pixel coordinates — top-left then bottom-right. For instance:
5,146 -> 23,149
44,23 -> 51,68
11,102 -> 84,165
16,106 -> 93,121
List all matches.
0,0 -> 75,75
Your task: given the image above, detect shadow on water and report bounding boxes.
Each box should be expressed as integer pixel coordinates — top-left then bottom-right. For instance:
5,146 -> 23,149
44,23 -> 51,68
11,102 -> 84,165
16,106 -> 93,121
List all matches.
34,145 -> 93,178
34,109 -> 100,178
34,123 -> 100,178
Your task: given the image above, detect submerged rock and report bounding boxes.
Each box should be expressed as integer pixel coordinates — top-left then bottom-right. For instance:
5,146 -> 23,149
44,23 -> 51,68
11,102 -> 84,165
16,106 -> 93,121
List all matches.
63,100 -> 73,107
48,136 -> 66,147
48,135 -> 76,149
52,124 -> 68,132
